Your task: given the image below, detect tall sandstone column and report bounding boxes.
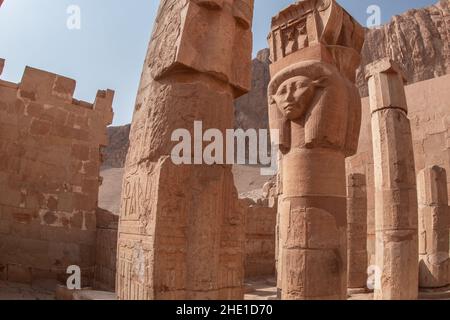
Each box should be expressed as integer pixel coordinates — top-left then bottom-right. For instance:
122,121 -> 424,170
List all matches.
347,173 -> 368,290
366,59 -> 419,300
267,0 -> 364,300
418,166 -> 450,288
117,0 -> 254,300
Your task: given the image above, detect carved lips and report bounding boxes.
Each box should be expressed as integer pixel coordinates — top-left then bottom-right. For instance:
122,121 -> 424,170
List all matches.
273,76 -> 315,121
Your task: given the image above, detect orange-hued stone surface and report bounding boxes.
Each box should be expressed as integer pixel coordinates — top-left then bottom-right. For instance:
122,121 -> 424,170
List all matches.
268,0 -> 364,300
418,166 -> 450,289
347,173 -> 368,289
366,59 -> 419,300
116,0 -> 254,300
346,72 -> 450,291
0,61 -> 114,286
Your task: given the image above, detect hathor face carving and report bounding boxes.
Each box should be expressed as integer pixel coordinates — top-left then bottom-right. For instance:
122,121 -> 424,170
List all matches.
273,76 -> 326,120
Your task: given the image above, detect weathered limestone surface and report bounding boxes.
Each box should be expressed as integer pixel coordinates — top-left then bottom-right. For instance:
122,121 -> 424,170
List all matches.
94,208 -> 118,291
418,166 -> 450,288
242,198 -> 277,279
346,73 -> 450,268
104,2 -> 450,172
268,0 -> 364,300
366,59 -> 419,300
347,173 -> 368,289
357,0 -> 450,97
0,61 -> 114,285
234,49 -> 271,159
117,0 -> 254,300
102,125 -> 131,168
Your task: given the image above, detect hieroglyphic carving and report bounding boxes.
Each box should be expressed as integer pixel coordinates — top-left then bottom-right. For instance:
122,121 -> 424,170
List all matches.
268,0 -> 364,300
121,169 -> 156,222
268,60 -> 362,300
347,173 -> 368,290
268,0 -> 364,81
281,18 -> 309,56
147,0 -> 253,94
366,58 -> 419,300
117,0 -> 254,300
418,166 -> 449,289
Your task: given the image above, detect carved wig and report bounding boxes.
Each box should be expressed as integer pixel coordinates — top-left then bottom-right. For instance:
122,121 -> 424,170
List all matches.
268,60 -> 361,157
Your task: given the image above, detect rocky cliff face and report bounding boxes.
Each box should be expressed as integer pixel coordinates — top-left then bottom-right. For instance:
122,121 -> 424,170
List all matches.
234,49 -> 271,133
357,0 -> 450,96
103,1 -> 449,169
102,124 -> 130,168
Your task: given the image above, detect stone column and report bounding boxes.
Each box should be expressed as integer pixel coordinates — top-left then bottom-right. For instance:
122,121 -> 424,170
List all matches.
116,0 -> 254,300
347,173 -> 368,290
418,166 -> 450,288
267,0 -> 365,300
366,58 -> 419,300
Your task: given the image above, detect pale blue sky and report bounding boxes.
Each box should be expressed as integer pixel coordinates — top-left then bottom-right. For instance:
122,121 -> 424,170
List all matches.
0,0 -> 438,125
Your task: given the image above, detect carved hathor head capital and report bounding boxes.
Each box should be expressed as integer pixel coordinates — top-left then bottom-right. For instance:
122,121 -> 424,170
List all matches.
268,60 -> 361,157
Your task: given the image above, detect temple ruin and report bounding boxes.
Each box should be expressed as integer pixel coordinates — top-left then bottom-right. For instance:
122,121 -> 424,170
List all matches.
366,58 -> 419,300
418,166 -> 449,289
347,173 -> 368,291
1,0 -> 450,301
0,60 -> 116,290
116,0 -> 254,300
267,0 -> 364,299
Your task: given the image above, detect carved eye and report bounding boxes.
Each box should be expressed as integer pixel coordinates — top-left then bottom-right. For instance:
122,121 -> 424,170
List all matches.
295,82 -> 308,90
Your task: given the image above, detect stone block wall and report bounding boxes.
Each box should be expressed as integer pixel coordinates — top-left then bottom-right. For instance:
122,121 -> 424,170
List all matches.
0,60 -> 114,285
94,208 -> 118,291
346,74 -> 450,265
241,198 -> 276,279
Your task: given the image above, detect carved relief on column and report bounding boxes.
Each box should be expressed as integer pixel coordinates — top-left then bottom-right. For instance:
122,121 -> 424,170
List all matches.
365,58 -> 419,300
347,173 -> 368,290
117,0 -> 254,300
418,166 -> 450,289
267,0 -> 364,300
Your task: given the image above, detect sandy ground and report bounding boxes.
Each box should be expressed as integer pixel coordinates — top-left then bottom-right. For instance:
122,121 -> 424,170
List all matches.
0,279 -> 276,300
0,280 -> 55,300
2,278 -> 449,300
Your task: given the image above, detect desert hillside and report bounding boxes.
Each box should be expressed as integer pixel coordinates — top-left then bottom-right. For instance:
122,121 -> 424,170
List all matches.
99,1 -> 450,214
356,0 -> 449,96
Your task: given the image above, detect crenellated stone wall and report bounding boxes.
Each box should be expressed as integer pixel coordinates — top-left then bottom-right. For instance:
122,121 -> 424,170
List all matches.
0,60 -> 114,286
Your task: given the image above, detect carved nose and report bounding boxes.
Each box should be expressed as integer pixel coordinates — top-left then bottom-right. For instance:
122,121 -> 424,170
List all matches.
286,90 -> 295,101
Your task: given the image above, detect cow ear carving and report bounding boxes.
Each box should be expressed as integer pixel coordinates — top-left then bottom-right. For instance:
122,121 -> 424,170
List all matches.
268,95 -> 276,105
312,76 -> 328,88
